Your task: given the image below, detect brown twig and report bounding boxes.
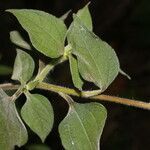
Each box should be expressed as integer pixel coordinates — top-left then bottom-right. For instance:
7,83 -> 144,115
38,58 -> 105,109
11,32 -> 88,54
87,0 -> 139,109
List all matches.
0,82 -> 150,110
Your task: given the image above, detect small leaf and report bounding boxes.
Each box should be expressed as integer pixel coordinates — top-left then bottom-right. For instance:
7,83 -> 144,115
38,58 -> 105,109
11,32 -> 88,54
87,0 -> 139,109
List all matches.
69,54 -> 83,90
76,3 -> 92,30
67,17 -> 120,92
59,100 -> 107,150
10,30 -> 31,50
7,9 -> 67,58
11,49 -> 35,84
0,65 -> 12,75
21,92 -> 54,142
0,89 -> 28,150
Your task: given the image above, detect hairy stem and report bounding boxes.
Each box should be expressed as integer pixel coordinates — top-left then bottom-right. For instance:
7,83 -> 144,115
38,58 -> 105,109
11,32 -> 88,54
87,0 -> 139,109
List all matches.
92,95 -> 150,110
37,82 -> 80,96
35,56 -> 68,82
11,85 -> 24,101
37,82 -> 150,110
0,83 -> 19,90
1,82 -> 150,110
27,56 -> 68,90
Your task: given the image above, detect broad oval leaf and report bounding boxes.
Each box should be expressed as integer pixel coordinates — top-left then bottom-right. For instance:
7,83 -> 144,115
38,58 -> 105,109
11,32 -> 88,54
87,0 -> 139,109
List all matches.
7,9 -> 67,58
76,3 -> 92,31
0,89 -> 28,150
21,92 -> 54,142
59,101 -> 107,150
10,31 -> 31,50
69,54 -> 83,90
67,17 -> 120,92
11,49 -> 35,84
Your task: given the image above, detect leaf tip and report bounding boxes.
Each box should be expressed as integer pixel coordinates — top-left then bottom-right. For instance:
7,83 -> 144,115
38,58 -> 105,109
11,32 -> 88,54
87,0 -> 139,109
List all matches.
40,136 -> 47,143
119,69 -> 131,80
5,9 -> 14,13
85,1 -> 91,7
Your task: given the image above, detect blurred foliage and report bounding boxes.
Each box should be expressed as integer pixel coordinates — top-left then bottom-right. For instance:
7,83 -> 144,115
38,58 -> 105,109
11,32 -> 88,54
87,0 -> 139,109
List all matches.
26,144 -> 51,150
0,53 -> 12,75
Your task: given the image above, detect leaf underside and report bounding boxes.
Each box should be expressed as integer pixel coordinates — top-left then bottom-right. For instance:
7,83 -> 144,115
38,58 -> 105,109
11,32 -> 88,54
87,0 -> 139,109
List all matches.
68,4 -> 92,90
7,9 -> 67,58
21,93 -> 54,142
0,89 -> 28,150
76,3 -> 93,31
11,49 -> 35,84
59,101 -> 107,150
69,54 -> 84,90
67,16 -> 120,92
10,30 -> 31,50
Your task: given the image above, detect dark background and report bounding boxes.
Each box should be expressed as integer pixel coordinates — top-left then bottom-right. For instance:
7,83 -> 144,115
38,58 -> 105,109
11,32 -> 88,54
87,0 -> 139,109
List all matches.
0,0 -> 150,150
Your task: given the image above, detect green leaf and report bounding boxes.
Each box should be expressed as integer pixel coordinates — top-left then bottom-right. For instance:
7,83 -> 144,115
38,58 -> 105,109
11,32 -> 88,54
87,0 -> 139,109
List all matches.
67,16 -> 120,92
7,9 -> 67,58
76,3 -> 92,31
21,92 -> 54,142
68,3 -> 92,90
69,54 -> 83,90
0,65 -> 12,75
12,49 -> 35,84
59,100 -> 107,150
10,31 -> 31,50
0,89 -> 28,150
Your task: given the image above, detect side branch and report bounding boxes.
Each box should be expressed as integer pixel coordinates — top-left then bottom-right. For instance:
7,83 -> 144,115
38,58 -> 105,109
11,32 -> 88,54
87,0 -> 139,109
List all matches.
0,83 -> 19,90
